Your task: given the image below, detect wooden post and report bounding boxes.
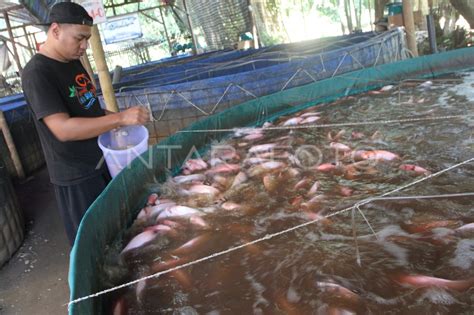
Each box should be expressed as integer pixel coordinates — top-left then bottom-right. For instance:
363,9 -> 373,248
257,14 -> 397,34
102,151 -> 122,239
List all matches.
22,26 -> 34,57
182,0 -> 198,55
3,11 -> 22,74
374,0 -> 389,27
0,111 -> 25,179
158,6 -> 173,55
367,0 -> 373,31
89,25 -> 118,112
248,2 -> 259,49
32,32 -> 39,51
29,33 -> 37,53
402,0 -> 419,57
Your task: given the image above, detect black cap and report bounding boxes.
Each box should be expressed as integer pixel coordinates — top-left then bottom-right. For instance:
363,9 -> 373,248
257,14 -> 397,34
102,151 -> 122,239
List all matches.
46,2 -> 93,26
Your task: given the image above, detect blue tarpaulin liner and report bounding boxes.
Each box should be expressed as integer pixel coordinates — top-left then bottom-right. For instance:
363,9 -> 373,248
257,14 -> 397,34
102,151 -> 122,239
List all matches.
110,29 -> 406,117
68,46 -> 474,314
113,31 -> 390,90
113,48 -> 265,89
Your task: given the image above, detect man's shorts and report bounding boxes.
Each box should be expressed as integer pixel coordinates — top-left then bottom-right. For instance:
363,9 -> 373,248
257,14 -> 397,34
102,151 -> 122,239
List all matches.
54,171 -> 111,246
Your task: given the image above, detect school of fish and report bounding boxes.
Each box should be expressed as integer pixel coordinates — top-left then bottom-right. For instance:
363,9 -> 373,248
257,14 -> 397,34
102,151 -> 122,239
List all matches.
108,77 -> 474,314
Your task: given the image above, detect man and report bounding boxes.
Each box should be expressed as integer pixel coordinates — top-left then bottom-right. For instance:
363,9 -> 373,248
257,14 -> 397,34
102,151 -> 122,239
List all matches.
22,2 -> 149,245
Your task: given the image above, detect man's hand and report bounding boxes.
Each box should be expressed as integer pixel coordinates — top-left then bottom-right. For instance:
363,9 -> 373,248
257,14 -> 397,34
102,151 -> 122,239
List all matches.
118,106 -> 149,126
43,106 -> 150,142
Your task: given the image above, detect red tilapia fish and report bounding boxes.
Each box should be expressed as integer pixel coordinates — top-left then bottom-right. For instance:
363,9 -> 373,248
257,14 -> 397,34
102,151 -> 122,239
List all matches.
111,91 -> 470,313
391,273 -> 474,291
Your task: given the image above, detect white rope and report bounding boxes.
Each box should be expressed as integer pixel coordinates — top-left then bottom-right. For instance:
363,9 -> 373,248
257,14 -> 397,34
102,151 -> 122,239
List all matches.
156,91 -> 174,121
350,191 -> 474,265
352,192 -> 474,239
177,114 -> 470,133
211,84 -> 235,114
145,81 -> 260,121
331,52 -> 348,78
281,68 -> 319,92
348,50 -> 366,70
358,192 -> 474,202
374,39 -> 385,66
352,192 -> 474,235
349,159 -> 474,216
233,84 -> 258,99
67,157 -> 474,309
302,69 -> 318,82
211,84 -> 258,114
351,206 -> 362,266
354,203 -> 379,239
144,94 -> 154,122
176,92 -> 209,116
320,54 -> 327,73
281,68 -> 303,91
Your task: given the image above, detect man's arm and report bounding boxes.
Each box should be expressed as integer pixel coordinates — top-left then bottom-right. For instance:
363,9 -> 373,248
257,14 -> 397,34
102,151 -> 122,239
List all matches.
43,106 -> 149,142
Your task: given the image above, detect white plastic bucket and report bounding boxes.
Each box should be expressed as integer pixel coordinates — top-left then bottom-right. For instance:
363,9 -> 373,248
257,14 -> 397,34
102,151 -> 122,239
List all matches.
98,125 -> 149,178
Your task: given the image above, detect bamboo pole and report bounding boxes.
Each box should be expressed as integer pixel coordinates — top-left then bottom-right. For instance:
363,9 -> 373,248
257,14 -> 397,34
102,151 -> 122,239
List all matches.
402,0 -> 419,57
3,11 -> 22,74
158,6 -> 173,55
367,0 -> 373,31
89,25 -> 118,112
374,0 -> 385,24
344,0 -> 353,33
0,111 -> 25,179
248,2 -> 259,49
182,0 -> 198,55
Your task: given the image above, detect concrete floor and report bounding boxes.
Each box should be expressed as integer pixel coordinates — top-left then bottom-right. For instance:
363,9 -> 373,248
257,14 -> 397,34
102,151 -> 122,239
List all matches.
0,168 -> 70,315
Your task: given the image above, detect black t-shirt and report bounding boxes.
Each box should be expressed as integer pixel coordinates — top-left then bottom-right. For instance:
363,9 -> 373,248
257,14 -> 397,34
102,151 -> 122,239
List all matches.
22,54 -> 106,185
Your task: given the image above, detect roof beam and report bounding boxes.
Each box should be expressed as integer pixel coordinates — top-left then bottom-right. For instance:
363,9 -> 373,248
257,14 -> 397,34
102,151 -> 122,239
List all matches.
0,23 -> 37,33
3,10 -> 23,73
0,4 -> 23,14
104,0 -> 142,9
0,34 -> 32,51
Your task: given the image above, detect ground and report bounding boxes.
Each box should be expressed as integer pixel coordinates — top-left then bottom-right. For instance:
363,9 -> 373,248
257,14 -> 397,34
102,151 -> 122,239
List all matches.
0,168 -> 70,315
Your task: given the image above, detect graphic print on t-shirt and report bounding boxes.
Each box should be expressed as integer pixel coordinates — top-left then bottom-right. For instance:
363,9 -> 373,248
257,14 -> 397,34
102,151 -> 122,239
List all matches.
68,73 -> 97,110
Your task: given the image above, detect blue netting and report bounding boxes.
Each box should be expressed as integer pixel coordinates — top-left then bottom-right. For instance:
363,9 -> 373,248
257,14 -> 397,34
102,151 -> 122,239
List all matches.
110,29 -> 406,116
112,31 -> 384,90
